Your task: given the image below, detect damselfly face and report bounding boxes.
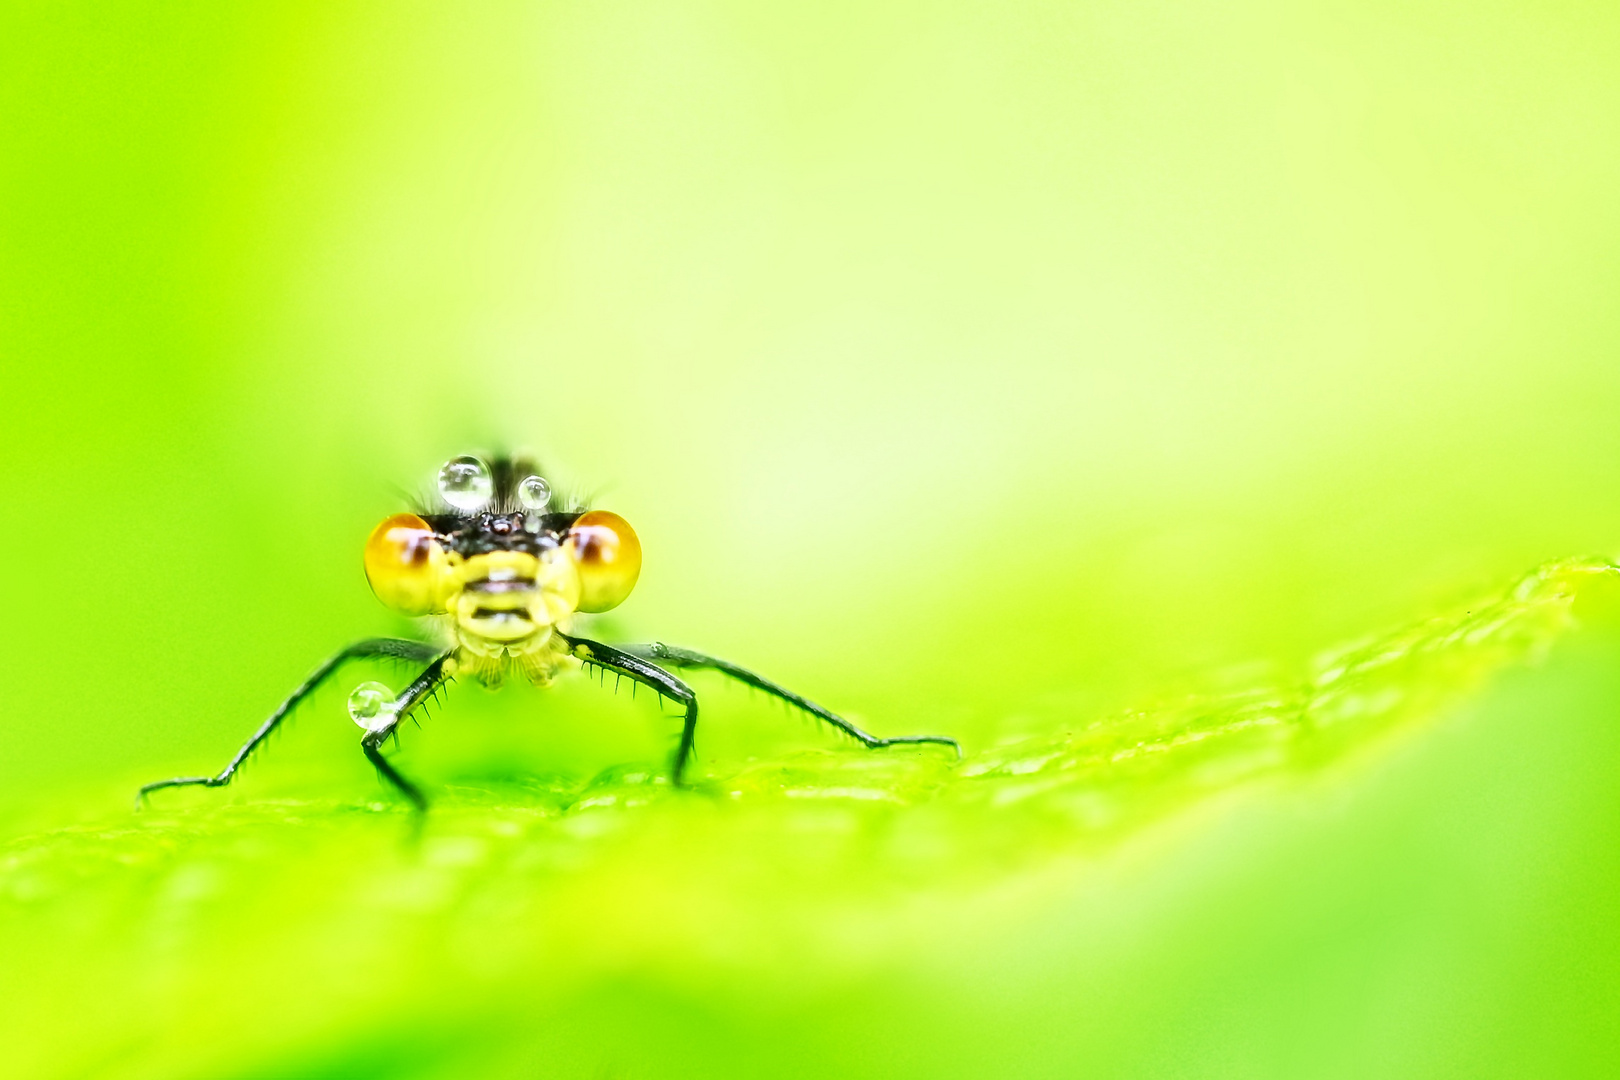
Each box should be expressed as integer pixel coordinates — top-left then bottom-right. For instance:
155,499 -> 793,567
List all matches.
363,454 -> 641,660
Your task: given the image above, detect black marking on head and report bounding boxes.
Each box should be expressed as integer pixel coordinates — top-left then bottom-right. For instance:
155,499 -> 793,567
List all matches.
421,510 -> 583,557
415,453 -> 586,557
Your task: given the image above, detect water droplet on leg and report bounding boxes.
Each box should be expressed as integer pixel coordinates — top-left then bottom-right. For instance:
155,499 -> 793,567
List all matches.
348,681 -> 399,732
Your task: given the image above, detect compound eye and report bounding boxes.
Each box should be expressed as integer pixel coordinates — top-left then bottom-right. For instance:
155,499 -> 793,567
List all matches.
364,513 -> 448,615
567,510 -> 641,613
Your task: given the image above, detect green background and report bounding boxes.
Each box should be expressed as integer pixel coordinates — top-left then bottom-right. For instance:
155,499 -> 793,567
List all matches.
3,1 -> 1620,1077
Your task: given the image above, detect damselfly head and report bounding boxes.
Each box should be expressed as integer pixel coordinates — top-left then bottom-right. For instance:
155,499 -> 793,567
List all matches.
363,453 -> 643,640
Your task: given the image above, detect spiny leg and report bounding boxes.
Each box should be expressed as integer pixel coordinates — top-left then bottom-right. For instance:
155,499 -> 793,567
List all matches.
558,633 -> 701,785
359,652 -> 455,812
137,638 -> 443,807
618,641 -> 960,756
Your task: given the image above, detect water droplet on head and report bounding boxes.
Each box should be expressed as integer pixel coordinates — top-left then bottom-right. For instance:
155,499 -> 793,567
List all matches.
348,682 -> 397,731
517,474 -> 551,511
438,455 -> 493,512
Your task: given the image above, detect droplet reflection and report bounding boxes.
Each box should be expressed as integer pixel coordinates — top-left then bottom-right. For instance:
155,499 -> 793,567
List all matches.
517,474 -> 551,511
347,682 -> 397,732
438,455 -> 493,512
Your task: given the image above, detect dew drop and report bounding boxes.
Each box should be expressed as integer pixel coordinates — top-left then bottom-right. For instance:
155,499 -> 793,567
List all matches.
517,474 -> 551,511
348,681 -> 397,731
438,455 -> 494,512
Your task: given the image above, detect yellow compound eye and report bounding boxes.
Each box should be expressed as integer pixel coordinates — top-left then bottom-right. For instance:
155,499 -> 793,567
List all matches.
567,510 -> 641,613
364,513 -> 448,615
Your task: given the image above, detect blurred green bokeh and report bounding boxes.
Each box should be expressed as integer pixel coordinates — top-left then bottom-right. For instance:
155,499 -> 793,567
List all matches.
4,1 -> 1620,1077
